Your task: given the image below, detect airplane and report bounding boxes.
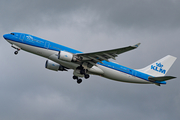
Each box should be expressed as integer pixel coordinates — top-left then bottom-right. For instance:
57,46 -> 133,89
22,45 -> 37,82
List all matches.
3,32 -> 177,86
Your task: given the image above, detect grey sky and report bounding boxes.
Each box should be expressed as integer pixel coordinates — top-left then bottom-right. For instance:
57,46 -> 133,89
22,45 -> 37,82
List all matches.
0,0 -> 180,120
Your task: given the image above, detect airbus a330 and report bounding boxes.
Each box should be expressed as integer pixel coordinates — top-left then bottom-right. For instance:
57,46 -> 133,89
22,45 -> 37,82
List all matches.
3,32 -> 177,86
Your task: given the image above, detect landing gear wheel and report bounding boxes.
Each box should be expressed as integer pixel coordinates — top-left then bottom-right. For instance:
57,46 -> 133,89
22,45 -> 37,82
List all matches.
84,74 -> 90,79
73,76 -> 78,80
14,51 -> 18,55
77,79 -> 82,84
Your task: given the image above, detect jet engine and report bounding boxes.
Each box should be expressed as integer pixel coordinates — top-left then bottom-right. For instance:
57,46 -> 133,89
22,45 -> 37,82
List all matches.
58,51 -> 81,62
45,60 -> 66,71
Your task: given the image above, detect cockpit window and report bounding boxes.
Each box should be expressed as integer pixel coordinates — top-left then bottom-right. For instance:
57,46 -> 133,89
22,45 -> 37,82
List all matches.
10,33 -> 15,35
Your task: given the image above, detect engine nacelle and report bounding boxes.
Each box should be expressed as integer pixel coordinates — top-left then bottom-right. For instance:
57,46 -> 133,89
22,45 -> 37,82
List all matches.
45,60 -> 65,71
58,51 -> 82,62
58,51 -> 74,62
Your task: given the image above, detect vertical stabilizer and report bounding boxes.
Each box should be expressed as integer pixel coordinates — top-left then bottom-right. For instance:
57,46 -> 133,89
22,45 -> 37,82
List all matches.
137,55 -> 177,77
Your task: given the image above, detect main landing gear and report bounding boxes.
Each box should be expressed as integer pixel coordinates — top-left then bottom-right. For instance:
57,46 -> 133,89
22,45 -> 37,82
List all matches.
73,76 -> 82,84
73,65 -> 90,84
80,69 -> 90,79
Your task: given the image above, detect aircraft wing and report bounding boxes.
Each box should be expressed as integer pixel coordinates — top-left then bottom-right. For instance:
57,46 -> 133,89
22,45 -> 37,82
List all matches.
76,43 -> 140,65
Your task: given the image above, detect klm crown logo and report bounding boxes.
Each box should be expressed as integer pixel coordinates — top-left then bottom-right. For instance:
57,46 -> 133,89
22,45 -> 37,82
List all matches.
156,63 -> 163,67
151,63 -> 166,74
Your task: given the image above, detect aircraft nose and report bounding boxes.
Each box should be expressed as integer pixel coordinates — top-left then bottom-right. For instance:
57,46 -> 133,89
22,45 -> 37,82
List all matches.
3,34 -> 8,40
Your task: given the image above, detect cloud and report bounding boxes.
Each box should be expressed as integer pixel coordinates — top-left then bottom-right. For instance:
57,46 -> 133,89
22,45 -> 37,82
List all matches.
1,0 -> 180,31
0,0 -> 180,120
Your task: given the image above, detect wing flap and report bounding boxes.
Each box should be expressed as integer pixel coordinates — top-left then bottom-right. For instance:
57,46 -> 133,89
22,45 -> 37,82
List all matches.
76,43 -> 141,65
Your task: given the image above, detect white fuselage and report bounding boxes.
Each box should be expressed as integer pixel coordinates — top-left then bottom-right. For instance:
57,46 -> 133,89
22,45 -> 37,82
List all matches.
7,40 -> 151,84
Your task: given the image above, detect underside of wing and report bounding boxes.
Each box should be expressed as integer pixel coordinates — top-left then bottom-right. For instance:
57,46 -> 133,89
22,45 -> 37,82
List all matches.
75,43 -> 140,66
148,76 -> 176,81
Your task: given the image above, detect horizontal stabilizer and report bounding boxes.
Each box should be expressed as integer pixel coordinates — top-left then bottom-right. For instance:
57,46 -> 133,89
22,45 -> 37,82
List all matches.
148,76 -> 176,82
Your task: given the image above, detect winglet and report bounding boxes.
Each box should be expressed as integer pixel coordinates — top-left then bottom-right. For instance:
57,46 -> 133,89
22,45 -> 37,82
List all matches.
133,43 -> 141,48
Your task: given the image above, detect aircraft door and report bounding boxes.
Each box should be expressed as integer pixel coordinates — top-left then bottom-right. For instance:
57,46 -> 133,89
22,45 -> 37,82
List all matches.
19,34 -> 25,42
132,70 -> 137,77
45,42 -> 50,49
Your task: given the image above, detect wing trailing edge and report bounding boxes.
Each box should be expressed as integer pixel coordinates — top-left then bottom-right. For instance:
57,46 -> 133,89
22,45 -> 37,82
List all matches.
76,43 -> 141,66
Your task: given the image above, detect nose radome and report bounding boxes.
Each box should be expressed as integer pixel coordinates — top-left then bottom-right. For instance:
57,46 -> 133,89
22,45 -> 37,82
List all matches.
3,34 -> 8,39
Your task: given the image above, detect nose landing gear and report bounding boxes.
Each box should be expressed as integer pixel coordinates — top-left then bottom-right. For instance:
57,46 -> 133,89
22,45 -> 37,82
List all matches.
11,44 -> 20,55
14,50 -> 19,55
